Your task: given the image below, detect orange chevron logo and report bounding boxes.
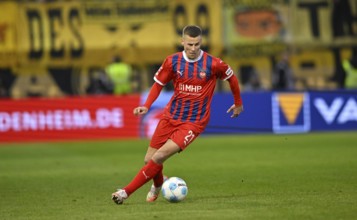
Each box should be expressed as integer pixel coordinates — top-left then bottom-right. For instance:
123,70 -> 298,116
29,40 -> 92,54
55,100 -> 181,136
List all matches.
276,93 -> 304,124
272,92 -> 310,133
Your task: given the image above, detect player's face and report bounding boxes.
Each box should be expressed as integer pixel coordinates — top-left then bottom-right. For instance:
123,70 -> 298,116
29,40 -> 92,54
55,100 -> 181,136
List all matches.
181,35 -> 202,60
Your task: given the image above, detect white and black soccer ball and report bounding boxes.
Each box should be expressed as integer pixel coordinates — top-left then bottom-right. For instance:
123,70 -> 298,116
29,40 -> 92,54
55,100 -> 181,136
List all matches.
161,177 -> 188,202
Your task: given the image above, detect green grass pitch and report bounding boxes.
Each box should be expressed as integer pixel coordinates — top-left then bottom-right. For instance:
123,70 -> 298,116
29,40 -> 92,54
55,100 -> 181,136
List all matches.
0,132 -> 356,220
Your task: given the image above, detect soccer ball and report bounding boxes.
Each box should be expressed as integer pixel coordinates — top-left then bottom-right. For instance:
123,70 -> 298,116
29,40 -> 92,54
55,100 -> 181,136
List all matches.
161,177 -> 188,202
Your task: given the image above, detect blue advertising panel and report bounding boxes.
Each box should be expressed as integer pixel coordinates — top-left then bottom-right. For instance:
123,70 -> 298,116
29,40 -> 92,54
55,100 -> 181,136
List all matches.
139,90 -> 357,137
205,92 -> 272,134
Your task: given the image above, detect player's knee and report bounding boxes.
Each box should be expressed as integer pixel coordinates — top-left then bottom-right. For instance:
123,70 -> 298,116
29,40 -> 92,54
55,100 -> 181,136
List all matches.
144,156 -> 151,164
151,151 -> 167,164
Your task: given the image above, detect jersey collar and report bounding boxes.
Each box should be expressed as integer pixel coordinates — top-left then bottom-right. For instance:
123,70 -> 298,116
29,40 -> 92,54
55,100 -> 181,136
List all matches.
182,50 -> 203,63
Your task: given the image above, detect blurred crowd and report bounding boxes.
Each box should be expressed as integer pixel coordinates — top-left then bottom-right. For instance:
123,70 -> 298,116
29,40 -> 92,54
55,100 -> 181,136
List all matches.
1,50 -> 357,99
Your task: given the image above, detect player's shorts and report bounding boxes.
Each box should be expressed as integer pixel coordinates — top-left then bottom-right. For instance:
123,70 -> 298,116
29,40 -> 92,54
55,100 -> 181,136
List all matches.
150,118 -> 201,151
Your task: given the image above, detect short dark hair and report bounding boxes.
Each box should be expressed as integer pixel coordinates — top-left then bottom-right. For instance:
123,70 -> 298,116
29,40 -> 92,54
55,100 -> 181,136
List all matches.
182,25 -> 202,37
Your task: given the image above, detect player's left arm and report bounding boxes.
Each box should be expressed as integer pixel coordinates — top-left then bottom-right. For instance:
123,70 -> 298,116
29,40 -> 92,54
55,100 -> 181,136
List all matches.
226,74 -> 243,118
216,59 -> 243,118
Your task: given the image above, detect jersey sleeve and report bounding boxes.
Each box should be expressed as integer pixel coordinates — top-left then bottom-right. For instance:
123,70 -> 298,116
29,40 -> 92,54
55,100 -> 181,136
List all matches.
227,74 -> 243,106
153,57 -> 174,86
215,58 -> 234,81
143,82 -> 164,109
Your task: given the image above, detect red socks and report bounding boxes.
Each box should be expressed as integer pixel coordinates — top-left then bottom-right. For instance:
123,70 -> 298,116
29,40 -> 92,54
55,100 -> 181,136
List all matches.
123,160 -> 163,196
153,171 -> 164,187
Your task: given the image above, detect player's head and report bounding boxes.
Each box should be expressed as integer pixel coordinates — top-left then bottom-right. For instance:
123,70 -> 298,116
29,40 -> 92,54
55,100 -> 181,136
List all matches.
181,25 -> 202,60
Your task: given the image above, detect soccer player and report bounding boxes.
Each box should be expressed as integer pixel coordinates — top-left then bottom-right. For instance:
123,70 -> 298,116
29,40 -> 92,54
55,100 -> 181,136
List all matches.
112,25 -> 244,204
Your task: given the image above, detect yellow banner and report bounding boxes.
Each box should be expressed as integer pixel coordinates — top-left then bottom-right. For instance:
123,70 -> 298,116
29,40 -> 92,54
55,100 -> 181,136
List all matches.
222,0 -> 289,57
0,0 -> 222,68
0,2 -> 18,66
222,0 -> 357,57
82,0 -> 170,24
0,0 -> 224,99
2,0 -> 357,66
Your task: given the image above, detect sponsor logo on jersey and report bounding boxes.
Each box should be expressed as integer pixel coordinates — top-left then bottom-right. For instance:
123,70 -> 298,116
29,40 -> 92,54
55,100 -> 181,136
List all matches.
272,92 -> 310,133
179,83 -> 202,94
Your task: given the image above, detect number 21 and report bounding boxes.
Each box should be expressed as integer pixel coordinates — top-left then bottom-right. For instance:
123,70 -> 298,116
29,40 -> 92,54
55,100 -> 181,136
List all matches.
184,130 -> 195,146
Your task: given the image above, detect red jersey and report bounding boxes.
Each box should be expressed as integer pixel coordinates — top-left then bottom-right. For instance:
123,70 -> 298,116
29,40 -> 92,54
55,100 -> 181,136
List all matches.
154,50 -> 234,132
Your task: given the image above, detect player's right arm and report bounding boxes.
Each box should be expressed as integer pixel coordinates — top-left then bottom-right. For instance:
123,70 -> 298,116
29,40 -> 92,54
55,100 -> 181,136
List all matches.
226,75 -> 244,118
133,82 -> 163,116
133,57 -> 174,116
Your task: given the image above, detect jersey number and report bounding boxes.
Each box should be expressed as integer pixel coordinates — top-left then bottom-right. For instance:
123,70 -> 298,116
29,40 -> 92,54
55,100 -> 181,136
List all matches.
184,130 -> 195,146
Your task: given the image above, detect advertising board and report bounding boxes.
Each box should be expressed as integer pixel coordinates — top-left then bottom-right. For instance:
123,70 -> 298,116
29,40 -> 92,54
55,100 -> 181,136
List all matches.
0,95 -> 140,142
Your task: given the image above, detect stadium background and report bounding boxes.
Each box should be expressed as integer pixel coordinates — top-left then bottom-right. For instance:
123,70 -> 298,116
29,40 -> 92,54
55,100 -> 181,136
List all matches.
0,0 -> 356,142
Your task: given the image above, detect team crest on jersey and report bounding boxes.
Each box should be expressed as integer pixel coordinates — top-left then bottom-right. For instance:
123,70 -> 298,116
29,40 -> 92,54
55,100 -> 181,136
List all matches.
199,69 -> 207,78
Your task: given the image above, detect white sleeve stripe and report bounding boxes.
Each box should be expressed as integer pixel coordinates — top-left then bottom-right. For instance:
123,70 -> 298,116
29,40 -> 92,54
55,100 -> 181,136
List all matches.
223,72 -> 234,81
154,76 -> 165,86
226,69 -> 233,76
225,67 -> 232,74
